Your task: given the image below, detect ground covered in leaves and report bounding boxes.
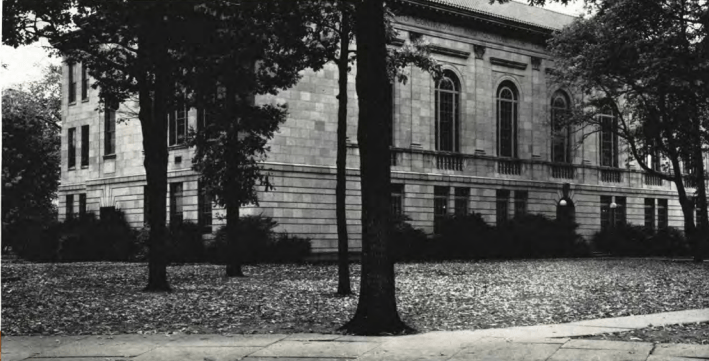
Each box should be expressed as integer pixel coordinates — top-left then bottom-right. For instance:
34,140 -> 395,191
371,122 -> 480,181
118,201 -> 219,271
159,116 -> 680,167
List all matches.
3,260 -> 709,336
577,322 -> 709,344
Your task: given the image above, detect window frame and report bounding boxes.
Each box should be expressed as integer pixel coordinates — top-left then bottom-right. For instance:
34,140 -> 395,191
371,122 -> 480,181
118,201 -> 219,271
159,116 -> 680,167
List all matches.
644,198 -> 656,230
170,182 -> 184,225
81,125 -> 89,167
66,194 -> 74,220
198,182 -> 213,234
168,98 -> 188,147
599,107 -> 619,168
497,82 -> 519,158
433,186 -> 449,234
68,127 -> 76,169
615,196 -> 627,226
600,195 -> 612,231
551,91 -> 572,164
435,70 -> 460,153
104,103 -> 117,155
496,189 -> 510,225
81,64 -> 89,101
390,184 -> 404,218
658,198 -> 668,229
68,62 -> 76,104
514,190 -> 528,219
79,193 -> 87,218
454,187 -> 469,216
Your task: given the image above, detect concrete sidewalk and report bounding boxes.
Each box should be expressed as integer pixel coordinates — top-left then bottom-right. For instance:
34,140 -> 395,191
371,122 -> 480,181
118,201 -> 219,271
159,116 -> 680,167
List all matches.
3,308 -> 708,361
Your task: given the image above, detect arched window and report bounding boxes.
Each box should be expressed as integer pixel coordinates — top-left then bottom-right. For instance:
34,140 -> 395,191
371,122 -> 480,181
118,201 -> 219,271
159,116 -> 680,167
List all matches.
551,91 -> 571,163
435,70 -> 460,152
497,82 -> 518,157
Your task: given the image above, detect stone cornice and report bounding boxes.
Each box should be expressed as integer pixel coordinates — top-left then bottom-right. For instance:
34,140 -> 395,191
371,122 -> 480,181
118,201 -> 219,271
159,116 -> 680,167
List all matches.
490,57 -> 528,70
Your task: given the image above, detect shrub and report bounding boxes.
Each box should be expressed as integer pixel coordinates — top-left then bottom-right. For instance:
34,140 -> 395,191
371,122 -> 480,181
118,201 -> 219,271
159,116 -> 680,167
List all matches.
54,210 -> 137,262
592,225 -> 689,257
167,221 -> 205,263
390,214 -> 429,262
210,214 -> 278,264
435,213 -> 492,260
494,214 -> 586,259
13,219 -> 61,262
267,233 -> 311,263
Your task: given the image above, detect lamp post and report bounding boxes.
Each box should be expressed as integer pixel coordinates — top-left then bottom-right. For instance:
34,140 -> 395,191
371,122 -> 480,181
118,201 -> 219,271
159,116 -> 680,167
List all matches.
610,202 -> 617,227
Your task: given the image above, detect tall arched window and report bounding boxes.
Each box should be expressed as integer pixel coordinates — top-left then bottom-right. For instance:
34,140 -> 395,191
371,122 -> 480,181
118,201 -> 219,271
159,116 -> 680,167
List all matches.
551,91 -> 571,163
497,82 -> 518,158
435,70 -> 460,152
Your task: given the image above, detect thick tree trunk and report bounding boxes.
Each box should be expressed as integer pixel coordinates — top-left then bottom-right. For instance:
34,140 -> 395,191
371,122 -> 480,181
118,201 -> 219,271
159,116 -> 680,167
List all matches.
336,11 -> 352,296
225,200 -> 244,277
140,31 -> 171,292
340,0 -> 412,335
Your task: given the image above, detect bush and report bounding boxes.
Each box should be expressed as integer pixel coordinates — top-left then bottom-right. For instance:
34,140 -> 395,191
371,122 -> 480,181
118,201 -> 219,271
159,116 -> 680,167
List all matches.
267,233 -> 311,263
390,214 -> 429,262
13,219 -> 61,262
53,210 -> 137,262
210,215 -> 310,264
592,224 -> 689,257
434,213 -> 492,260
494,214 -> 587,259
167,221 -> 205,263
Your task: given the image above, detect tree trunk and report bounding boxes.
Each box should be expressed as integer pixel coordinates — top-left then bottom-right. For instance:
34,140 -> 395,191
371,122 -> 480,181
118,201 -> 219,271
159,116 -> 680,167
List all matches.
336,9 -> 352,296
340,0 -> 412,335
691,133 -> 707,262
140,29 -> 171,292
225,200 -> 244,277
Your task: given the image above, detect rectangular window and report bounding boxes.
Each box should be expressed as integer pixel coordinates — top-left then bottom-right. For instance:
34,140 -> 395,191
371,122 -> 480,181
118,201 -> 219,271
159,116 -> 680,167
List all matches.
198,182 -> 213,234
81,64 -> 88,100
600,113 -> 619,167
496,189 -> 510,225
433,186 -> 449,234
391,184 -> 404,217
79,193 -> 87,218
514,191 -> 528,219
645,198 -> 655,230
168,98 -> 188,146
615,196 -> 627,226
170,182 -> 184,224
104,103 -> 116,155
66,194 -> 74,220
68,62 -> 76,104
143,186 -> 150,225
658,199 -> 668,229
81,125 -> 89,167
600,195 -> 612,231
68,127 -> 76,169
454,187 -> 469,216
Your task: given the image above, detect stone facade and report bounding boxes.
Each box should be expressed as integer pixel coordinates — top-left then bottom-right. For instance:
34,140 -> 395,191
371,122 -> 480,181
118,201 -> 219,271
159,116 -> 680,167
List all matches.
58,0 -> 692,254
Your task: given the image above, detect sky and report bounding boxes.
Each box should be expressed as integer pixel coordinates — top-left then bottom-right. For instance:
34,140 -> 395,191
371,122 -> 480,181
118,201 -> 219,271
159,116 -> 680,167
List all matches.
0,1 -> 587,90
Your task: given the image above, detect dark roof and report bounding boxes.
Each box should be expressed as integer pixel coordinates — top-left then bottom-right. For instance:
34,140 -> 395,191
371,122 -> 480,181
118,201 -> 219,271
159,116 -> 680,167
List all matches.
421,0 -> 577,31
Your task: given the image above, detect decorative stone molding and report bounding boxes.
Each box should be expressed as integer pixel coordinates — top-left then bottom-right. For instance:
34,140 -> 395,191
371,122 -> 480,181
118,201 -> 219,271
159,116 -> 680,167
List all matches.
490,57 -> 528,70
473,44 -> 486,59
428,44 -> 470,59
531,57 -> 542,71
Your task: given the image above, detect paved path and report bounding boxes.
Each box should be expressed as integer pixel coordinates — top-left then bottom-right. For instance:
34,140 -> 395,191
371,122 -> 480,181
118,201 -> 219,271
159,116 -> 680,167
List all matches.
3,308 -> 708,361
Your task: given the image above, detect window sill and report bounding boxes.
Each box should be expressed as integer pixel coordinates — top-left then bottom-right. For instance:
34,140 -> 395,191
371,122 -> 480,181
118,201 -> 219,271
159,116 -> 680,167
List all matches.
68,101 -> 77,106
168,144 -> 189,151
81,165 -> 89,169
81,98 -> 89,103
103,154 -> 117,160
68,166 -> 76,171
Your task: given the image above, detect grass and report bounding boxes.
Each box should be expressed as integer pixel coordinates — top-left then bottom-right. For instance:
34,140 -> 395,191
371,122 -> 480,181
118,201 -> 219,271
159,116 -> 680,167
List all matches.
577,322 -> 709,345
2,259 -> 709,336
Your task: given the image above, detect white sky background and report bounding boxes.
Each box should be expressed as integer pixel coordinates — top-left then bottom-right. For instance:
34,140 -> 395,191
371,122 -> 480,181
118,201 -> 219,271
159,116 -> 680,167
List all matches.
0,0 -> 587,90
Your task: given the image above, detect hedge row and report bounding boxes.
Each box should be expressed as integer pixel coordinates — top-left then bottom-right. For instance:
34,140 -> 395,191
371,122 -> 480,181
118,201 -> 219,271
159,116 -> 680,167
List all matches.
591,224 -> 690,257
391,213 -> 590,261
14,213 -> 311,264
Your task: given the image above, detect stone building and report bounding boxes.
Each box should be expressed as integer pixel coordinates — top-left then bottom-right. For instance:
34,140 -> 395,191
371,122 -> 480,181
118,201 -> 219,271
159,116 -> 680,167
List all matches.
58,0 -> 696,254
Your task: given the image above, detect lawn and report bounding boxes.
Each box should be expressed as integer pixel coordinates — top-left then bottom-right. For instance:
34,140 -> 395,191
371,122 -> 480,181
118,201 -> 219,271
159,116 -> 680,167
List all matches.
2,259 -> 709,336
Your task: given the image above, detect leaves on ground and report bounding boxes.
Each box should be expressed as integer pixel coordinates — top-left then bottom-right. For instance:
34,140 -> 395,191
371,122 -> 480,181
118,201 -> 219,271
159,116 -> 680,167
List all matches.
577,322 -> 709,344
2,260 -> 708,336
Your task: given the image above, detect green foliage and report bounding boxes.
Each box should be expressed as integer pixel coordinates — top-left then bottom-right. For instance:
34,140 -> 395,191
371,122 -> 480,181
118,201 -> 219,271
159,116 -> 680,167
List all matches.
435,213 -> 493,260
167,221 -> 205,264
496,214 -> 587,259
2,65 -> 61,252
592,225 -> 690,257
269,233 -> 312,263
